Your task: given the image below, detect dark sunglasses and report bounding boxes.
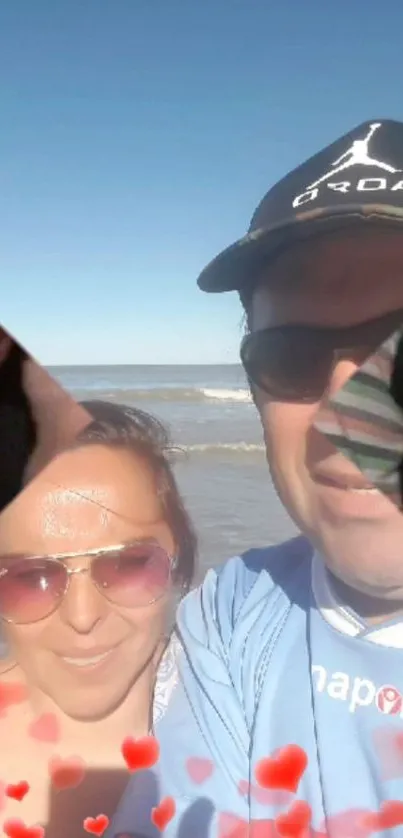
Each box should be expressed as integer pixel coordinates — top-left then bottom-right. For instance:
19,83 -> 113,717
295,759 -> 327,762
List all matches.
240,309 -> 403,403
0,541 -> 174,625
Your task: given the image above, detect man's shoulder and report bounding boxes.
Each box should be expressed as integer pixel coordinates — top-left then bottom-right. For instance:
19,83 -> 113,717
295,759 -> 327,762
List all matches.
176,535 -> 313,652
214,534 -> 313,612
174,535 -> 314,729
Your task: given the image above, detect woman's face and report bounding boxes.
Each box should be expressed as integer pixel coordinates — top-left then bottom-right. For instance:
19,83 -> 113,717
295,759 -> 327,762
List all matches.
0,444 -> 175,721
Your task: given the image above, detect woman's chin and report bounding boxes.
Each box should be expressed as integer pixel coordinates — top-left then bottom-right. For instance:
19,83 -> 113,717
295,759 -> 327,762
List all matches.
48,692 -> 126,723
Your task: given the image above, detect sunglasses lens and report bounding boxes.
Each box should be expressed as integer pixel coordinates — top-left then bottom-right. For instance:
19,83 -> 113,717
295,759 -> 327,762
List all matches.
0,558 -> 67,624
241,312 -> 403,402
92,543 -> 171,607
242,330 -> 331,400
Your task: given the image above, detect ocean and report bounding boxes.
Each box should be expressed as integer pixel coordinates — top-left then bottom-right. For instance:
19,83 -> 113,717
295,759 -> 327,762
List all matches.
49,365 -> 297,582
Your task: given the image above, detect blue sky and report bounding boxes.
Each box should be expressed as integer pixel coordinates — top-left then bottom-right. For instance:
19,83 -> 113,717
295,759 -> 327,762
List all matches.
1,0 -> 403,365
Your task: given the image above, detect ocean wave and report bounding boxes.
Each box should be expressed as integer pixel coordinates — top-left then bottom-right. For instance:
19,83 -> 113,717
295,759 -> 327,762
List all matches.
180,442 -> 265,455
80,387 -> 253,404
200,388 -> 252,403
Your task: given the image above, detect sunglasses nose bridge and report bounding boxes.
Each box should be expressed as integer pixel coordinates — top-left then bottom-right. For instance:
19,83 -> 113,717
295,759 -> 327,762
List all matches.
63,563 -> 90,595
59,561 -> 108,632
63,561 -> 102,598
66,558 -> 112,591
66,564 -> 89,577
64,562 -> 104,601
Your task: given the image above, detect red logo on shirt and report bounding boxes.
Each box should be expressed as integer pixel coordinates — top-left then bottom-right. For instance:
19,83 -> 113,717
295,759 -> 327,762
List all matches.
376,685 -> 403,715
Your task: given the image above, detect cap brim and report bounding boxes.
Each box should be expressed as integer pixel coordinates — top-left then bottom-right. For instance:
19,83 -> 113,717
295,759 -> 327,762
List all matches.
197,204 -> 403,293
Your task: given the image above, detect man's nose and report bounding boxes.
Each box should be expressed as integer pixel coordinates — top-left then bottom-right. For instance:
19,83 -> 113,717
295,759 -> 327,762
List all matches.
325,356 -> 361,400
58,568 -> 107,634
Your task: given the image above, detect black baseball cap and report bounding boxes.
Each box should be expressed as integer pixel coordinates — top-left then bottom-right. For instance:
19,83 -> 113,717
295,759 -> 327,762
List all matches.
197,119 -> 403,293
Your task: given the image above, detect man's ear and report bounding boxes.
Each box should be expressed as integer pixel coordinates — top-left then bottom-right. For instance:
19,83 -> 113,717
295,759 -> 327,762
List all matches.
0,329 -> 12,366
20,358 -> 92,484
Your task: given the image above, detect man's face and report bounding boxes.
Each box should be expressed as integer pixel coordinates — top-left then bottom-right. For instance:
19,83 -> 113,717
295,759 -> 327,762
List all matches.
249,227 -> 403,598
0,329 -> 12,367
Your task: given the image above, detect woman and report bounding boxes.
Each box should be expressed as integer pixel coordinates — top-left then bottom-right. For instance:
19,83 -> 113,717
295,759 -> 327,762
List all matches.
0,400 -> 196,838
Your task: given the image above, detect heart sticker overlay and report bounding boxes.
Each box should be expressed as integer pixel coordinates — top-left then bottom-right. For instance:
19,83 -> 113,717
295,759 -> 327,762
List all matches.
6,782 -> 30,802
0,683 -> 28,717
373,727 -> 403,780
274,801 -> 312,838
321,808 -> 372,838
238,778 -> 292,807
28,712 -> 60,743
254,745 -> 308,793
186,757 -> 214,785
364,800 -> 403,831
49,755 -> 86,791
121,735 -> 160,772
217,813 -> 249,838
114,834 -> 151,838
83,814 -> 110,836
151,796 -> 176,831
3,818 -> 45,838
218,814 -> 277,838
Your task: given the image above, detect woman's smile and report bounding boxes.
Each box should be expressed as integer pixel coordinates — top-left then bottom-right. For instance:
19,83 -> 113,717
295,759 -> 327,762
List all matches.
57,645 -> 119,673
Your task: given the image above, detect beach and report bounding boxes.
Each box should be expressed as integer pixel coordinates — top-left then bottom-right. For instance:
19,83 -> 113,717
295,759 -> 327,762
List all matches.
50,364 -> 297,582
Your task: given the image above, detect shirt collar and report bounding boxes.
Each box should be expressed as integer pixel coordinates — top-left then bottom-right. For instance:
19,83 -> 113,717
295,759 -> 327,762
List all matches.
312,552 -> 403,648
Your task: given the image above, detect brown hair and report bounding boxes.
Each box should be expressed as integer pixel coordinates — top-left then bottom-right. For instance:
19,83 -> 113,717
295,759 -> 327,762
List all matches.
76,400 -> 197,594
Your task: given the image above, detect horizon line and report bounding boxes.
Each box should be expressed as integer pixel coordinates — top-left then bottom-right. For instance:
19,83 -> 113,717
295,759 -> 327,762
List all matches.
44,361 -> 242,368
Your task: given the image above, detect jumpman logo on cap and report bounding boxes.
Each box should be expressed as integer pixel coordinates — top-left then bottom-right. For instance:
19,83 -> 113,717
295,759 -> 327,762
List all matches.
307,123 -> 403,190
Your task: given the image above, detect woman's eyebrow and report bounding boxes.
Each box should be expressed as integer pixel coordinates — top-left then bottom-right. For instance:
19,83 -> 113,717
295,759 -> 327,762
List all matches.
0,551 -> 34,565
124,536 -> 159,544
0,537 -> 162,563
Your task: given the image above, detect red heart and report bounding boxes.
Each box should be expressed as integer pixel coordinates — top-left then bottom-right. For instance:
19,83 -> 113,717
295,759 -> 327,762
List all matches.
218,815 -> 277,838
121,735 -> 159,772
373,727 -> 403,780
275,801 -> 312,838
322,808 -> 372,838
238,778 -> 292,807
151,796 -> 176,831
186,757 -> 214,784
364,800 -> 403,831
0,683 -> 28,716
27,713 -> 60,743
255,745 -> 308,793
48,755 -> 86,790
3,818 -> 45,838
6,782 -> 30,802
83,814 -> 110,836
250,822 -> 280,838
218,814 -> 248,838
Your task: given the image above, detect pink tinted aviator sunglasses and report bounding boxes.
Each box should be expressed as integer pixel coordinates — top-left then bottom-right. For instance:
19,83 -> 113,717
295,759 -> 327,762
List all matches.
0,540 -> 174,625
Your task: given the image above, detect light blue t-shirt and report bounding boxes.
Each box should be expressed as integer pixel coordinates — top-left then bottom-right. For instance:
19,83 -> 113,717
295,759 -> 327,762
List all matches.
109,535 -> 403,837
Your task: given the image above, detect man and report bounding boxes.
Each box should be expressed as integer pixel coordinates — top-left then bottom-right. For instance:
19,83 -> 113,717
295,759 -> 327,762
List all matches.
0,328 -> 92,669
197,118 -> 403,617
0,327 -> 92,511
110,120 -> 403,838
